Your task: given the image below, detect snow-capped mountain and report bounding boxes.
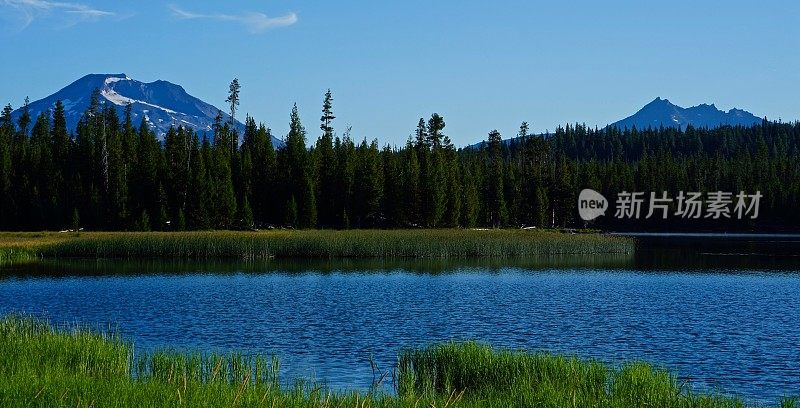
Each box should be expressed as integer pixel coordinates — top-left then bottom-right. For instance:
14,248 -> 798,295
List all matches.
10,73 -> 283,147
610,97 -> 763,130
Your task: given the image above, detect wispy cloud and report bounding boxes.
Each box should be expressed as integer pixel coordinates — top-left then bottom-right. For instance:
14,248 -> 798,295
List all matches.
169,4 -> 297,34
1,0 -> 114,29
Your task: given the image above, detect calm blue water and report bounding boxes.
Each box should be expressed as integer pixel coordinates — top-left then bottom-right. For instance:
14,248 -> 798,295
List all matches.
1,239 -> 800,405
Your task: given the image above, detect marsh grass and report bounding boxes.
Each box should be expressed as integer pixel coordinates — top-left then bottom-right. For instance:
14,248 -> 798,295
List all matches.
0,315 -> 379,407
0,232 -> 79,265
397,342 -> 748,407
0,233 -> 58,264
0,229 -> 633,262
0,247 -> 38,264
1,316 -> 783,407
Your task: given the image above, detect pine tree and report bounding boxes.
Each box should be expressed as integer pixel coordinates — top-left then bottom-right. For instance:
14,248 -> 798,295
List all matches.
401,138 -> 421,225
71,208 -> 80,231
252,123 -> 276,225
239,116 -> 257,209
212,110 -> 232,161
485,129 -> 507,227
426,113 -> 445,149
422,114 -> 447,227
103,105 -> 126,228
285,195 -> 298,228
225,79 -> 241,157
16,97 -> 31,142
315,90 -> 337,227
320,89 -> 335,135
532,178 -> 549,227
443,136 -> 462,227
300,175 -> 317,229
282,104 -> 316,228
0,105 -> 13,228
461,164 -> 480,228
157,183 -> 169,230
380,144 -> 402,225
332,128 -> 356,228
226,78 -> 241,125
414,118 -> 427,151
352,139 -> 382,226
51,100 -> 71,227
238,195 -> 254,229
99,104 -> 111,195
553,157 -> 575,227
177,208 -> 187,231
133,118 -> 161,230
119,105 -> 137,228
138,210 -> 151,232
212,124 -> 237,228
10,97 -> 32,229
504,161 -> 521,226
72,90 -> 106,228
165,126 -> 196,222
187,134 -> 211,229
29,112 -> 52,229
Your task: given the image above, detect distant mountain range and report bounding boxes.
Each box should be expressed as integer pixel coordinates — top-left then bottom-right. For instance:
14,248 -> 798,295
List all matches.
469,97 -> 765,149
609,97 -> 763,130
10,73 -> 284,147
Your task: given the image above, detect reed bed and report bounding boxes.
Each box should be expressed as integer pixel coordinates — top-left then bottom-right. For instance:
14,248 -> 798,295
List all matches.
0,232 -> 63,264
0,315 -> 780,407
0,229 -> 633,261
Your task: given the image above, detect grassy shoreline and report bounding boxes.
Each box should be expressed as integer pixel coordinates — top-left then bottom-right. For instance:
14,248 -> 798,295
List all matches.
0,230 -> 633,264
0,315 -> 772,408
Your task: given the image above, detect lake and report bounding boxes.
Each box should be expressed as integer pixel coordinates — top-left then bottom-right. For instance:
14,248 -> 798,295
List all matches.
1,235 -> 799,405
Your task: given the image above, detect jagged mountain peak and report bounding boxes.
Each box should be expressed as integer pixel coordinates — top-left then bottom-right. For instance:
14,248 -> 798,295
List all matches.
610,98 -> 762,130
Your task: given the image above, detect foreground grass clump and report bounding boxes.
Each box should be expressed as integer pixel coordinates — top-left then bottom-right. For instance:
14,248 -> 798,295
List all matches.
0,230 -> 633,261
0,315 -> 387,407
0,316 -> 766,407
398,342 -> 747,407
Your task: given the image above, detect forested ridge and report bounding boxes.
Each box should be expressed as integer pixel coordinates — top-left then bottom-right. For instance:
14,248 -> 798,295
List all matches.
1,85 -> 798,232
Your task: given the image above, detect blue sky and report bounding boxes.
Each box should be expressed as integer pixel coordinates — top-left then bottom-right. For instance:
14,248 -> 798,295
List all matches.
0,0 -> 798,146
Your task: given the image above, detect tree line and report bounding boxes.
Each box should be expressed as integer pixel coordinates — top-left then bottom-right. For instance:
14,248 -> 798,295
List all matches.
1,83 -> 798,231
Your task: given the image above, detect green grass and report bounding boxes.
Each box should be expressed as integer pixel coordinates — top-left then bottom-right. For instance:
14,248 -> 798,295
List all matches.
1,315 -> 786,407
0,233 -> 53,264
0,230 -> 633,262
397,342 -> 749,407
0,247 -> 39,264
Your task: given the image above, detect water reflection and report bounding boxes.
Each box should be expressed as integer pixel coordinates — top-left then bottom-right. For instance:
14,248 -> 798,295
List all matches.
0,253 -> 635,279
